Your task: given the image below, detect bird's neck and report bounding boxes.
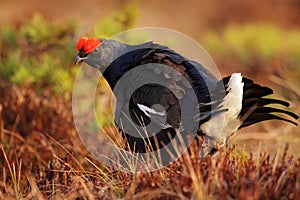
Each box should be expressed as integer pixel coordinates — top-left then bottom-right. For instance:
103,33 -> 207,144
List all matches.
101,42 -> 153,90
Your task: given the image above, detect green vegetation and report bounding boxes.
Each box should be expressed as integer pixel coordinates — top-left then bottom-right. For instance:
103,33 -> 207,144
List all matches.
203,24 -> 300,79
0,14 -> 75,94
93,4 -> 138,37
0,8 -> 137,95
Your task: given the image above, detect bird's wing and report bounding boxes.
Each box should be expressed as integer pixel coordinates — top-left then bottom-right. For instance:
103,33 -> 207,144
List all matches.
111,42 -> 223,152
137,43 -> 221,128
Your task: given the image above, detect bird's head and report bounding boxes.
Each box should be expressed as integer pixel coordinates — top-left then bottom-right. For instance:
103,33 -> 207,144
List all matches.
74,36 -> 128,69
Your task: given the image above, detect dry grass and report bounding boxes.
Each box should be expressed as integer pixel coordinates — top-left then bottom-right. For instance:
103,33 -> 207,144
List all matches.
0,79 -> 299,200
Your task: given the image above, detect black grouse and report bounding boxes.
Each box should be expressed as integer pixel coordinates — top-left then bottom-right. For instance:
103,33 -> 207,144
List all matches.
74,36 -> 298,156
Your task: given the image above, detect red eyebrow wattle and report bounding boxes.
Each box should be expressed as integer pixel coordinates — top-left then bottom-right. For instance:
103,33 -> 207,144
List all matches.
76,37 -> 101,53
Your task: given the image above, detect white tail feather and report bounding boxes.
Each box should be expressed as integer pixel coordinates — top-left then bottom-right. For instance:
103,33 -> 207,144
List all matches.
200,73 -> 244,143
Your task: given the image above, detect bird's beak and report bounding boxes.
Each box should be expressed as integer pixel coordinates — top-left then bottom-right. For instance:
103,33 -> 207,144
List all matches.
74,55 -> 87,65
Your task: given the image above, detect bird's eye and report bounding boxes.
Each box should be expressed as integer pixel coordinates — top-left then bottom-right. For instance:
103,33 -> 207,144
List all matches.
93,47 -> 99,53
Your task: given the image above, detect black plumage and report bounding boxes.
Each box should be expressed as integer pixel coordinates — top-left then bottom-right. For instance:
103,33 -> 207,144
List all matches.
102,42 -> 212,152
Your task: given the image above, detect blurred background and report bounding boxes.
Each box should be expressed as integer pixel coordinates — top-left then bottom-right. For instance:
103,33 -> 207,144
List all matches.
0,0 -> 299,164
